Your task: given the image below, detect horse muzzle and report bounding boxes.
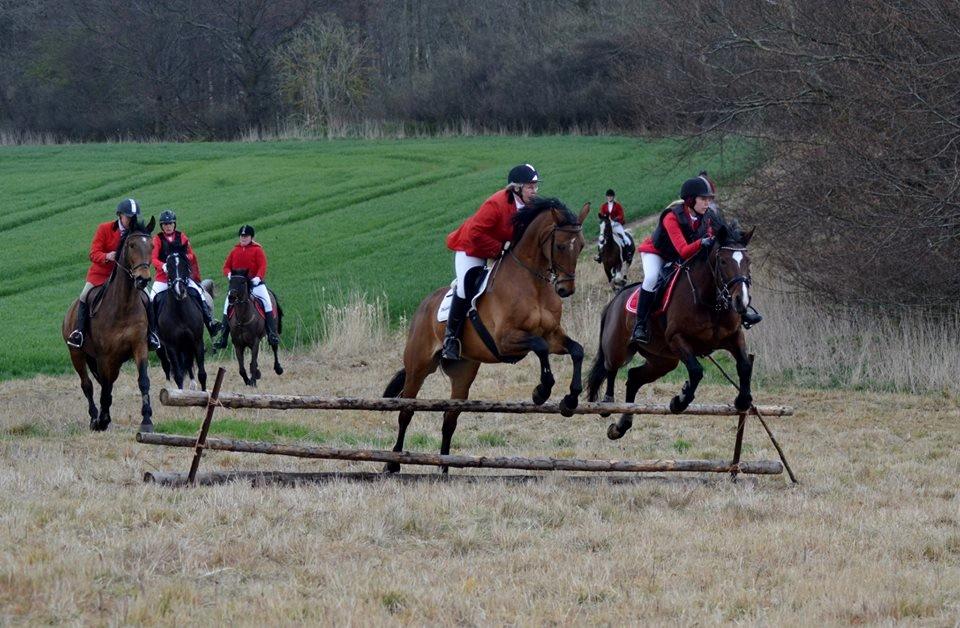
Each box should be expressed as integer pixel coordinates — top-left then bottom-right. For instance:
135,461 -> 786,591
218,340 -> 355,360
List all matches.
555,282 -> 575,298
135,275 -> 149,290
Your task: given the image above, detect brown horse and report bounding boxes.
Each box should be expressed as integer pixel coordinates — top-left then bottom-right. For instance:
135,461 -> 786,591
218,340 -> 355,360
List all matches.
62,217 -> 156,432
382,197 -> 590,473
598,214 -> 632,292
587,222 -> 756,440
225,271 -> 283,386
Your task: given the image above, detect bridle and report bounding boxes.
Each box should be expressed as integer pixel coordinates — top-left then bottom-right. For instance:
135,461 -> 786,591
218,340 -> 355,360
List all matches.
118,234 -> 152,280
167,254 -> 190,300
227,278 -> 258,327
510,222 -> 583,289
711,246 -> 752,312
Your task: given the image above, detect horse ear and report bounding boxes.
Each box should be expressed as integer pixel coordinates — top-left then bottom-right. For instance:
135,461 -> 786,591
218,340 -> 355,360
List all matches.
578,202 -> 590,224
743,226 -> 755,245
146,216 -> 156,233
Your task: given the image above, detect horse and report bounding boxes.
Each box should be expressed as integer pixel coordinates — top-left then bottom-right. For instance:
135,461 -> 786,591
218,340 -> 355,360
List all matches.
598,214 -> 632,292
382,197 -> 591,473
62,217 -> 156,432
225,270 -> 283,386
587,221 -> 756,441
155,252 -> 208,391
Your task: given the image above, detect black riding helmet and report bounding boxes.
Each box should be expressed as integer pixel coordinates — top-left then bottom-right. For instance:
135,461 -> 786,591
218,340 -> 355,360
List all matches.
116,198 -> 140,217
507,164 -> 540,185
679,177 -> 714,200
159,209 -> 177,224
238,224 -> 255,237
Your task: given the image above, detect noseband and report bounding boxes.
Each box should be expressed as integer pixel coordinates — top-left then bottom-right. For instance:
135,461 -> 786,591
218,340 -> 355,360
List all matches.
712,246 -> 752,312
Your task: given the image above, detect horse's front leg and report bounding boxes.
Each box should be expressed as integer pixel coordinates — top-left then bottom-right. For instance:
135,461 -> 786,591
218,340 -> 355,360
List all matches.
271,342 -> 283,376
501,332 -> 554,405
235,345 -> 252,386
196,343 -> 208,392
666,335 -> 704,414
725,332 -> 753,411
250,341 -> 261,384
546,331 -> 583,417
94,362 -> 119,432
136,351 -> 153,432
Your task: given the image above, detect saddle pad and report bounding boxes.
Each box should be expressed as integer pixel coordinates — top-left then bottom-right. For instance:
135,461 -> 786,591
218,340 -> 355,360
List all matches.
229,299 -> 265,320
436,265 -> 493,322
625,267 -> 682,315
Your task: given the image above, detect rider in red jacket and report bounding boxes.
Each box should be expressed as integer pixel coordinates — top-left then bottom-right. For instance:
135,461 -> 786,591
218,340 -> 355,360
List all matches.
213,225 -> 279,348
594,188 -> 628,261
442,163 -> 540,359
67,199 -> 160,350
149,209 -> 222,336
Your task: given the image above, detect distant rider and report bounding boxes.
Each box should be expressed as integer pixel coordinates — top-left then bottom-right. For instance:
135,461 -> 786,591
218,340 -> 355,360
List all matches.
213,225 -> 280,348
594,188 -> 628,262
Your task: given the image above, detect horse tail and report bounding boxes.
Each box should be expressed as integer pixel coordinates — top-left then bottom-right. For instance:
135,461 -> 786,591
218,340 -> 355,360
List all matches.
587,298 -> 613,402
383,369 -> 406,398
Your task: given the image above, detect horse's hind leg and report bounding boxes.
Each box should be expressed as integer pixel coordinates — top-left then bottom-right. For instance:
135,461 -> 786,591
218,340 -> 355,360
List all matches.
271,342 -> 283,376
169,348 -> 185,390
667,336 -> 704,414
386,356 -> 440,474
69,351 -> 98,427
608,356 -> 678,440
437,360 -> 480,474
196,344 -> 207,391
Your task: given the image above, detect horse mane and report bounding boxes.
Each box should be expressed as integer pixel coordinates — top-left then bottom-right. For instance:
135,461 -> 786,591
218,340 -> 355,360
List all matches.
716,217 -> 747,246
511,197 -> 578,243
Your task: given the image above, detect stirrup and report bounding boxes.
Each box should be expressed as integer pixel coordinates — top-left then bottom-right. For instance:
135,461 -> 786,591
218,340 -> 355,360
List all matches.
148,332 -> 161,351
441,337 -> 461,360
630,325 -> 650,345
67,330 -> 84,348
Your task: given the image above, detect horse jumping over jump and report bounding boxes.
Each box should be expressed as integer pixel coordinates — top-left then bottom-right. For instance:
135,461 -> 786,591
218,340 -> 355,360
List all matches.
156,252 -> 209,391
225,270 -> 283,386
587,222 -> 757,440
598,214 -> 633,292
383,198 -> 591,473
62,217 -> 156,432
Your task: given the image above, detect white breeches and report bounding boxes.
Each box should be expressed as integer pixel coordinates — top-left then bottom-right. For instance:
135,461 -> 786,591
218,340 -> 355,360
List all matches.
224,283 -> 273,314
598,221 -> 628,246
454,251 -> 485,299
150,278 -> 203,300
640,252 -> 663,292
78,282 -> 95,300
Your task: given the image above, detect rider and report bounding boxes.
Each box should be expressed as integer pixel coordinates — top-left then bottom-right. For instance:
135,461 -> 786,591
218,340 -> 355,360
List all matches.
149,209 -> 222,337
441,163 -> 540,360
66,198 -> 161,351
213,225 -> 280,349
594,188 -> 628,262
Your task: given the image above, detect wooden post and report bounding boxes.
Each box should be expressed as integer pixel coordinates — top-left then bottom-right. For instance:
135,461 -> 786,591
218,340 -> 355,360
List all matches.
730,412 -> 747,481
187,367 -> 226,484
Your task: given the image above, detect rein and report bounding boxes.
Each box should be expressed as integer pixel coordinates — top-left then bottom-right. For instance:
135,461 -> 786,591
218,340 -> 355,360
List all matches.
509,223 -> 583,288
227,283 -> 259,327
711,246 -> 752,312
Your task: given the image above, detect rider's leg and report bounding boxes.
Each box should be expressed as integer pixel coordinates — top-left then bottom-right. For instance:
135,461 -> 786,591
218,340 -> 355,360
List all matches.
631,253 -> 662,344
252,282 -> 279,345
67,282 -> 95,347
149,281 -> 167,301
188,280 -> 222,335
213,296 -> 231,349
442,252 -> 483,360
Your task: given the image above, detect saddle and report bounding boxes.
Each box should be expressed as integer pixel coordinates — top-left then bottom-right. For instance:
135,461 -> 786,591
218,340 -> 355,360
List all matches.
437,265 -> 492,322
625,262 -> 681,316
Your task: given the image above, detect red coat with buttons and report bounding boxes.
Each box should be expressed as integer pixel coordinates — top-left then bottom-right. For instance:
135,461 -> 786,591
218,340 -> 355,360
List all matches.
85,220 -> 124,285
598,200 -> 625,223
152,231 -> 201,283
445,189 -> 518,259
222,241 -> 267,279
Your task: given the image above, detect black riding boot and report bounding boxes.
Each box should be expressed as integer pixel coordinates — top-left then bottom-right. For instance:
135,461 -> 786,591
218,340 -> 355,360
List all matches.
264,310 -> 280,346
742,305 -> 763,329
441,295 -> 469,360
145,297 -> 161,351
67,301 -> 89,348
630,289 -> 656,345
213,315 -> 230,350
193,292 -> 222,336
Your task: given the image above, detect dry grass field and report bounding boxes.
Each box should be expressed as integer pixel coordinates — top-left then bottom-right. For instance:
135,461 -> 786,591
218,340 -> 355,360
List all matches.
1,258 -> 959,624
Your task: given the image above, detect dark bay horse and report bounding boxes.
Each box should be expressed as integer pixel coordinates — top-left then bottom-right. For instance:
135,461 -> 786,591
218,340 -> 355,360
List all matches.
587,223 -> 756,440
62,217 -> 156,432
226,270 -> 283,386
156,252 -> 207,390
383,198 -> 591,473
598,214 -> 632,292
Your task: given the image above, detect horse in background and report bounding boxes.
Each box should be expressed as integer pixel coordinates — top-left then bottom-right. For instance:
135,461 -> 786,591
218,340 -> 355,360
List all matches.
225,270 -> 283,386
155,252 -> 208,390
587,221 -> 757,440
598,214 -> 633,292
383,198 -> 590,473
62,217 -> 156,432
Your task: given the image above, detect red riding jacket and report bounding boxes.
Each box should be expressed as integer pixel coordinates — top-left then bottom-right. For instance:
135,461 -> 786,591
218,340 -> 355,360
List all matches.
446,189 -> 519,259
152,231 -> 201,283
598,200 -> 625,223
638,202 -> 712,260
222,241 -> 267,280
85,220 -> 124,285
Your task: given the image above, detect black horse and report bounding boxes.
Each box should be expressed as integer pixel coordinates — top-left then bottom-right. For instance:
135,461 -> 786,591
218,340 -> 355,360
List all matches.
155,252 -> 208,390
226,270 -> 283,386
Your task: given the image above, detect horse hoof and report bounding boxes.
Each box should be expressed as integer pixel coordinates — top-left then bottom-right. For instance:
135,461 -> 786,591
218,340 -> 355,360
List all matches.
532,386 -> 549,406
252,370 -> 262,379
275,365 -> 284,375
139,422 -> 154,434
384,461 -> 400,474
607,424 -> 623,440
735,394 -> 753,412
669,395 -> 688,414
599,395 -> 614,418
559,395 -> 578,417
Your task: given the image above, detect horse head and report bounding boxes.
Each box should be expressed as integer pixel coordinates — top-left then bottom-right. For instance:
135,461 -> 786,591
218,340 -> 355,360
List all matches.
511,198 -> 589,298
228,270 -> 251,306
710,222 -> 756,316
119,216 -> 155,290
167,252 -> 192,301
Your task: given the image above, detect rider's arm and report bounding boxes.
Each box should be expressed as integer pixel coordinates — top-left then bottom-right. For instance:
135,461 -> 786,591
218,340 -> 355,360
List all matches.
614,203 -> 625,223
183,236 -> 201,280
222,250 -> 234,277
150,235 -> 164,273
663,212 -> 703,260
89,224 -> 111,265
466,201 -> 508,258
253,247 -> 266,281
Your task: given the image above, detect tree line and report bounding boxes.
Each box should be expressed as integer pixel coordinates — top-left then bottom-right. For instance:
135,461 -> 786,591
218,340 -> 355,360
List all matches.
2,0 -> 958,308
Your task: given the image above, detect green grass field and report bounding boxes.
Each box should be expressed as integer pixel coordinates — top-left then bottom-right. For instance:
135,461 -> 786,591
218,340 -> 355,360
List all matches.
1,136 -> 757,379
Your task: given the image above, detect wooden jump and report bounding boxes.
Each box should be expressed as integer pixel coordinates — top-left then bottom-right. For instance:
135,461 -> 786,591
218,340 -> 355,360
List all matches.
159,388 -> 794,417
